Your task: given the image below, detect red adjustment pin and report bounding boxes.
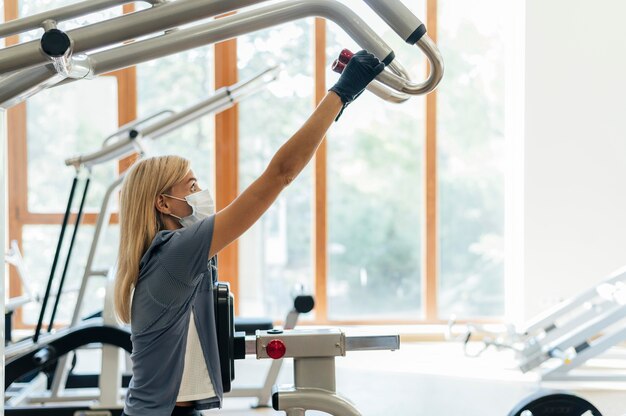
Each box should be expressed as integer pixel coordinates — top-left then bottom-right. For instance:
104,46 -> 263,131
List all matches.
331,49 -> 354,74
266,339 -> 286,359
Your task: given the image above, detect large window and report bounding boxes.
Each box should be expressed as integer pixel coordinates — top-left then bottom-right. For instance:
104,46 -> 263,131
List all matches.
237,21 -> 314,319
326,1 -> 426,321
437,0 -> 506,317
6,0 -> 510,327
7,1 -> 131,328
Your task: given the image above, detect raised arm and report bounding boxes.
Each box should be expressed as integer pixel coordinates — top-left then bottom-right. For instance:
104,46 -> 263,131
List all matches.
208,51 -> 384,258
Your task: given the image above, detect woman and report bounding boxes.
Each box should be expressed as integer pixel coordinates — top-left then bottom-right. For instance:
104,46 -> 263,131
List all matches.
115,51 -> 384,416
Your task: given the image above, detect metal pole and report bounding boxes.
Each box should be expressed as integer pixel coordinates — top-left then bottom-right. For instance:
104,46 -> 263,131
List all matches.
47,177 -> 91,332
0,0 -> 265,74
0,0 -> 160,39
1,107 -> 6,414
33,175 -> 79,343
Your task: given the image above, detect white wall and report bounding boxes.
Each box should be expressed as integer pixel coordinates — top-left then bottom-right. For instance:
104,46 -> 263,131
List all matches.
521,0 -> 626,319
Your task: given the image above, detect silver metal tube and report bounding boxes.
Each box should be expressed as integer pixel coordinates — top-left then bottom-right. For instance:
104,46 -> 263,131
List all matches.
141,92 -> 231,139
102,109 -> 174,146
88,1 -> 441,96
362,0 -> 424,43
65,67 -> 277,168
0,0 -> 443,103
0,64 -> 63,109
142,66 -> 278,139
64,136 -> 142,169
345,335 -> 400,351
0,0 -> 265,74
0,0 -> 159,39
88,1 -> 394,75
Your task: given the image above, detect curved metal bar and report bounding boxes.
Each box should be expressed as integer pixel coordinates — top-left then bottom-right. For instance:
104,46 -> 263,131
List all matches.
86,1 -> 396,76
0,0 -> 443,106
0,0 -> 160,39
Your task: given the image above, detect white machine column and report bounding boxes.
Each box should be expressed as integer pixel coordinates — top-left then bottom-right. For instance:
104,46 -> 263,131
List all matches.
249,329 -> 399,416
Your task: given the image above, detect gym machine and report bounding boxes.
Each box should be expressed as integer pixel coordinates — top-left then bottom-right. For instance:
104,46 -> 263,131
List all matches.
449,266 -> 626,383
4,67 -> 278,414
0,0 -> 444,108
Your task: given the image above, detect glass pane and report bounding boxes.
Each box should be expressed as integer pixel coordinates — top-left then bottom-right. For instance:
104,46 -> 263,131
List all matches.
437,0 -> 506,318
27,77 -> 119,212
327,1 -> 426,321
137,46 -> 215,192
21,224 -> 120,326
238,20 -> 314,320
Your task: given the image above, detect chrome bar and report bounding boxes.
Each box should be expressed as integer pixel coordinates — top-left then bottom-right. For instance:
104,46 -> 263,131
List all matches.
88,1 -> 395,76
140,66 -> 279,139
64,67 -> 277,168
0,0 -> 443,106
345,335 -> 400,351
0,64 -> 63,108
102,109 -> 175,146
0,0 -> 160,39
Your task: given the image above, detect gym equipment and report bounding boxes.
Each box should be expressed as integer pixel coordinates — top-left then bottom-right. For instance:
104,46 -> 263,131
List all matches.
0,0 -> 443,107
449,266 -> 626,382
214,283 -> 401,416
227,293 -> 315,407
508,391 -> 603,416
4,68 -> 277,414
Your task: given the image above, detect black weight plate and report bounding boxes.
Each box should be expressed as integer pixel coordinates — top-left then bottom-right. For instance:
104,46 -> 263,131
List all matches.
509,392 -> 602,416
214,282 -> 235,393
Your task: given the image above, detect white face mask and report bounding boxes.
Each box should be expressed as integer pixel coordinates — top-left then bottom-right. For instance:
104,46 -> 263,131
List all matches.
162,189 -> 215,228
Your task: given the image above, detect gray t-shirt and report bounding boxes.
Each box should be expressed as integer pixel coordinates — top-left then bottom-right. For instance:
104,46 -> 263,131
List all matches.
123,216 -> 223,415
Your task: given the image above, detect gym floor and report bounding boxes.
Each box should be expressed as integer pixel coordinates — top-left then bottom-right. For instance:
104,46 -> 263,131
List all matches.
75,340 -> 626,416
222,342 -> 626,416
222,341 -> 626,415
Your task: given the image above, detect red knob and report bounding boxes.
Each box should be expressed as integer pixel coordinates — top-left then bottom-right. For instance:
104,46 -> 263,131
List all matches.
338,48 -> 354,64
266,339 -> 286,359
331,49 -> 355,74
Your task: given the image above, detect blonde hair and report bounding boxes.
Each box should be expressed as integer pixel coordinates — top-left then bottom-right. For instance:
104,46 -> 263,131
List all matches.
114,155 -> 190,323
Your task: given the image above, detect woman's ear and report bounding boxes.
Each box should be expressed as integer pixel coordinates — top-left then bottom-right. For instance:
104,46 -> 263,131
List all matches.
155,194 -> 170,215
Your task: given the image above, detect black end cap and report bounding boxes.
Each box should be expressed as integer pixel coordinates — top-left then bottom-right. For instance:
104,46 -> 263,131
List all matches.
272,390 -> 279,411
233,331 -> 246,360
406,24 -> 427,45
382,51 -> 395,66
41,29 -> 71,58
294,295 -> 315,314
129,129 -> 140,139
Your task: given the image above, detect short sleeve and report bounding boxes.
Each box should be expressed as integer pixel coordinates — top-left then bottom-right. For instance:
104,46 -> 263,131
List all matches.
157,215 -> 215,284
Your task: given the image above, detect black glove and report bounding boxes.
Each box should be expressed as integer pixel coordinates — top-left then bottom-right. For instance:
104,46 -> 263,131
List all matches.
329,50 -> 385,120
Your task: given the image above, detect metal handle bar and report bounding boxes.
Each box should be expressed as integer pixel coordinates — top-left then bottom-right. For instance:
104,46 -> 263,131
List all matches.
63,66 -> 278,169
102,109 -> 175,146
0,0 -> 163,39
0,0 -> 443,107
138,65 -> 279,140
